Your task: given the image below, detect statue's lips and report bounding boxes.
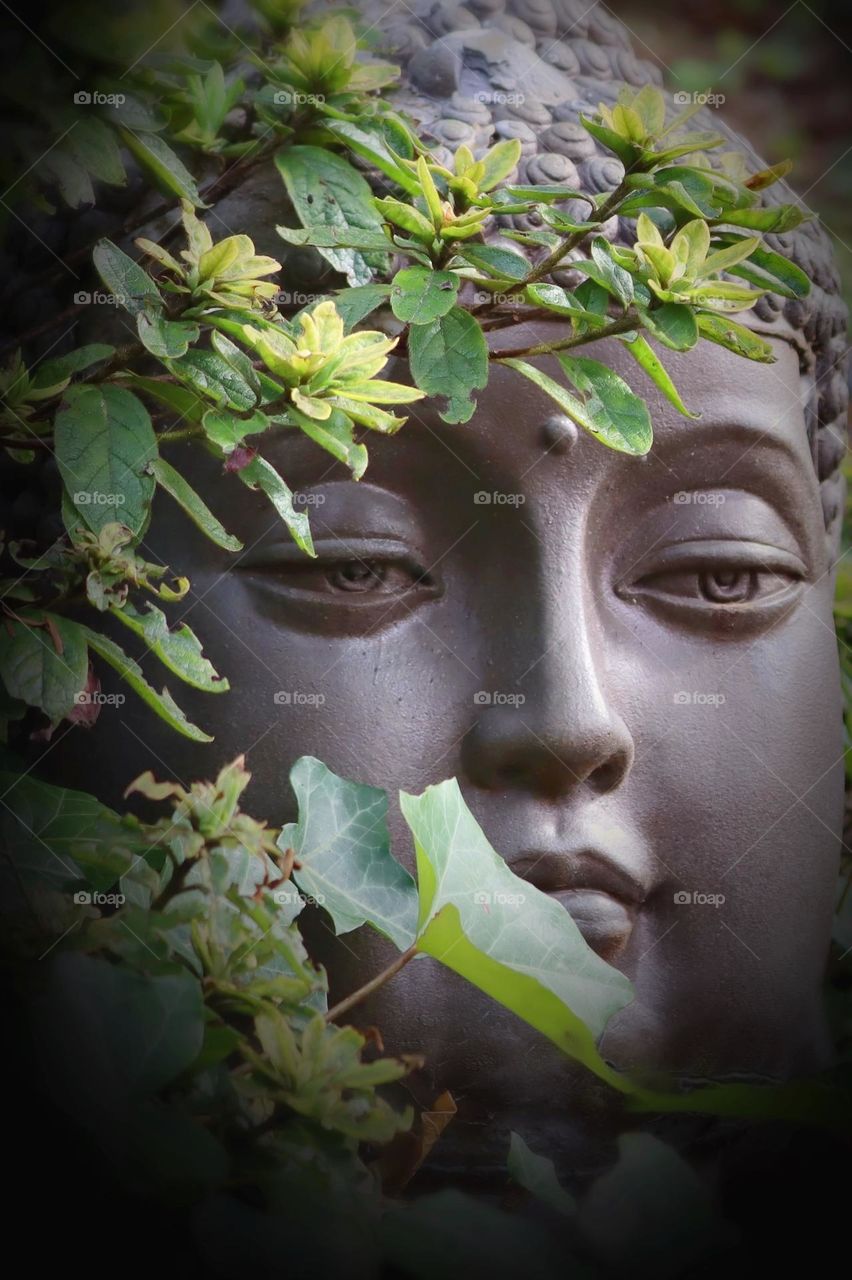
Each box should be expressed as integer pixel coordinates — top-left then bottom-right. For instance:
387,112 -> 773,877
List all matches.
511,849 -> 649,958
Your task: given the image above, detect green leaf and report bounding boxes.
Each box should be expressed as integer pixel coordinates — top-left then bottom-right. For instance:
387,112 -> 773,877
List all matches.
280,756 -> 418,951
68,116 -> 126,186
137,309 -> 200,359
0,770 -> 141,892
275,145 -> 390,286
237,454 -> 314,556
508,1133 -> 577,1218
326,283 -> 391,331
81,625 -> 213,741
457,244 -> 529,281
32,344 -> 114,388
93,239 -> 162,317
525,283 -> 606,324
0,615 -> 88,721
167,349 -> 257,411
323,118 -> 421,195
639,302 -> 698,351
408,306 -> 488,425
579,114 -> 638,167
557,354 -> 653,454
390,267 -> 459,324
201,407 -> 268,454
500,357 -> 651,456
275,224 -> 392,253
122,374 -> 204,422
714,204 -> 808,232
54,385 -> 157,535
149,456 -> 243,551
119,128 -> 205,206
624,334 -> 698,417
696,312 -> 775,363
111,603 -> 229,693
374,196 -> 436,242
400,779 -> 634,1085
477,138 -> 522,191
712,235 -> 810,299
289,405 -> 368,479
590,237 -> 633,306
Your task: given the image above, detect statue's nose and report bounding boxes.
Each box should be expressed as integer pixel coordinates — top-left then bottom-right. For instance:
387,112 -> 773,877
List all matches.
461,606 -> 634,799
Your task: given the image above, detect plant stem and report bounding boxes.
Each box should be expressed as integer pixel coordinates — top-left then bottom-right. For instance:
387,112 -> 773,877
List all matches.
325,944 -> 419,1024
491,314 -> 638,360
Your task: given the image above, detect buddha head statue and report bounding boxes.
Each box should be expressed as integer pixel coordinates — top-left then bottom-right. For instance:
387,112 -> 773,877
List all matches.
54,0 -> 848,1174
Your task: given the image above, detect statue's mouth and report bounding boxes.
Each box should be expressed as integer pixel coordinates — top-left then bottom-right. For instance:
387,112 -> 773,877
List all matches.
510,848 -> 650,960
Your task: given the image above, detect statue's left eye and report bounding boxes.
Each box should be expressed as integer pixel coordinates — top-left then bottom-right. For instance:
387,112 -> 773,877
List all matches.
617,540 -> 806,622
326,559 -> 431,594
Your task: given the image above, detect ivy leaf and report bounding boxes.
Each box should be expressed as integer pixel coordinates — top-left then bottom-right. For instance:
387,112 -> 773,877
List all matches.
276,145 -> 390,286
0,615 -> 88,722
93,239 -> 162,317
695,312 -> 775,363
111,603 -> 229,693
408,306 -> 488,425
400,778 -> 634,1085
279,756 -> 418,952
638,303 -> 698,351
167,349 -> 257,412
499,357 -> 651,456
390,267 -> 459,324
149,457 -> 243,552
507,1133 -> 577,1218
237,454 -> 314,556
0,770 -> 142,892
55,385 -> 157,535
81,625 -> 213,741
119,128 -> 206,206
623,334 -> 698,418
289,405 -> 368,479
137,308 -> 200,359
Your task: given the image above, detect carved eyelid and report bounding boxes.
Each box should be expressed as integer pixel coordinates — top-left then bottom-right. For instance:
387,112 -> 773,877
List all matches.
623,539 -> 807,584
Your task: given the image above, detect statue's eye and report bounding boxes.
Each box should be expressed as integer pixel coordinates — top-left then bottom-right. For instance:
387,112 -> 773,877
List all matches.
617,540 -> 806,625
326,558 -> 433,595
698,568 -> 757,604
